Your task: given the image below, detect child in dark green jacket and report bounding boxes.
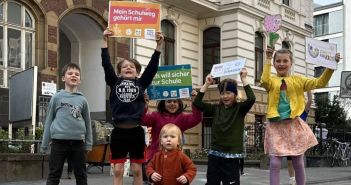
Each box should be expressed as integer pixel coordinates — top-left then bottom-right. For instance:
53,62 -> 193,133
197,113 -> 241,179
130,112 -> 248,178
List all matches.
193,68 -> 255,185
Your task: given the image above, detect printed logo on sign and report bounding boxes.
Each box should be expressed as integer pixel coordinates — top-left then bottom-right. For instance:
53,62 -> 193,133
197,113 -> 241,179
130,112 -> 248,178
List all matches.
135,29 -> 142,36
144,29 -> 155,39
179,88 -> 190,99
126,29 -> 133,35
116,80 -> 140,102
162,91 -> 169,98
171,90 -> 177,97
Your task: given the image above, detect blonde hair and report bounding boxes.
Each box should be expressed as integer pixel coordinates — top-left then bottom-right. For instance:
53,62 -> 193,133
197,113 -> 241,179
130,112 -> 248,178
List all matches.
159,123 -> 183,150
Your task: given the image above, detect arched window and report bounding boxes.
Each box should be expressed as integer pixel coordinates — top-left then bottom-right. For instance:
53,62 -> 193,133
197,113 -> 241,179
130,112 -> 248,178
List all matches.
161,20 -> 175,66
282,40 -> 290,49
255,32 -> 264,82
203,27 -> 220,83
0,1 -> 35,87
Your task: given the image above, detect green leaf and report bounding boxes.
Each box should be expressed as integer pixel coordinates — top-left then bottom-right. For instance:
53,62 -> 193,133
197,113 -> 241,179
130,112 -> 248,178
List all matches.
269,32 -> 279,48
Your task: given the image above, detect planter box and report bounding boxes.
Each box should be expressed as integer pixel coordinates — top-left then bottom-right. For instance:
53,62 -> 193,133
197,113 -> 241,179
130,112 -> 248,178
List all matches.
0,153 -> 49,182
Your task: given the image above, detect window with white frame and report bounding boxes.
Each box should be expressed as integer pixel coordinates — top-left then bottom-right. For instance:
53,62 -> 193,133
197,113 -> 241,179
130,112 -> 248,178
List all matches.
314,13 -> 328,36
0,1 -> 35,88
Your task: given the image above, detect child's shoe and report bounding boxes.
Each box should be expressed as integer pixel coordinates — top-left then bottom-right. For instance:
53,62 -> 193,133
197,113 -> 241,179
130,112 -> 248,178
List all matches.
289,177 -> 296,185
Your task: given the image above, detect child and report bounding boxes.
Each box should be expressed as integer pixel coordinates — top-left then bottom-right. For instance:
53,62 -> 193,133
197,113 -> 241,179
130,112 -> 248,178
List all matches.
142,97 -> 202,162
193,68 -> 256,185
146,123 -> 197,185
261,47 -> 340,185
287,90 -> 312,185
102,29 -> 164,185
41,63 -> 92,185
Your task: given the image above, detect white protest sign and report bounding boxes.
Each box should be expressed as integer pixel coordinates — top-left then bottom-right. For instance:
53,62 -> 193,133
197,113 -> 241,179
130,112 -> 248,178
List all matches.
305,37 -> 337,70
42,82 -> 56,96
210,58 -> 246,78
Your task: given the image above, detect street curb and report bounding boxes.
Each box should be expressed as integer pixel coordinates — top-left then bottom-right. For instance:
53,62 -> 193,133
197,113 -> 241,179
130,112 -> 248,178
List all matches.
307,176 -> 351,184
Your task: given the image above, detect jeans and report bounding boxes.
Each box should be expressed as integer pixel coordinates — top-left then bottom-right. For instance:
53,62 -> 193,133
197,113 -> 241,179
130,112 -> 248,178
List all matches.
46,139 -> 87,185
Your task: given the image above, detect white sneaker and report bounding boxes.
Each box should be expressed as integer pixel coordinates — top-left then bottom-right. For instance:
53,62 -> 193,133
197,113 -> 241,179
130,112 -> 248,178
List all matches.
289,177 -> 296,185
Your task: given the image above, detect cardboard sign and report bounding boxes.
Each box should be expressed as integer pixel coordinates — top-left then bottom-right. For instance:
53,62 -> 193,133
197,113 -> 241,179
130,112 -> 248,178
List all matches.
340,71 -> 351,98
305,37 -> 337,70
264,14 -> 282,33
108,1 -> 160,39
42,82 -> 56,96
210,58 -> 246,78
147,64 -> 192,100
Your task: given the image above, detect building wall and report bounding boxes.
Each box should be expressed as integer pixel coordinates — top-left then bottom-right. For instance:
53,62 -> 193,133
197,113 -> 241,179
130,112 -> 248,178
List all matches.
134,0 -> 315,149
1,0 -> 315,149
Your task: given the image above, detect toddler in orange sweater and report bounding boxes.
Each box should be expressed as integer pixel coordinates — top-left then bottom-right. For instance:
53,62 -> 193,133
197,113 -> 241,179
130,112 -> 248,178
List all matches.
146,123 -> 197,185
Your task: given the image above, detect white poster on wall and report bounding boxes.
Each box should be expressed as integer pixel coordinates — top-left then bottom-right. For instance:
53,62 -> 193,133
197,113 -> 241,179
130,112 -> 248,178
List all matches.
42,82 -> 57,96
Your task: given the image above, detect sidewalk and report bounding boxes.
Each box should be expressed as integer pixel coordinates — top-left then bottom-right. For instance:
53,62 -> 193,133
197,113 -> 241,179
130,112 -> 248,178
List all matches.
1,165 -> 351,185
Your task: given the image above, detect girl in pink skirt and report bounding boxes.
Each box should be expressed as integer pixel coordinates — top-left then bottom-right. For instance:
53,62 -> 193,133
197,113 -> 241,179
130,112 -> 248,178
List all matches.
261,47 -> 340,185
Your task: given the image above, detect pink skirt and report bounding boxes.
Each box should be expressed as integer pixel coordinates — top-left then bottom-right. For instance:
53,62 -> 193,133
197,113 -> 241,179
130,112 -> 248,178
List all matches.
264,117 -> 318,156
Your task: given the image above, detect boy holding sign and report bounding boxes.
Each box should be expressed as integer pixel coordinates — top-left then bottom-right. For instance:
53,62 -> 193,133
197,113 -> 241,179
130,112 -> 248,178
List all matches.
102,29 -> 164,185
193,68 -> 256,184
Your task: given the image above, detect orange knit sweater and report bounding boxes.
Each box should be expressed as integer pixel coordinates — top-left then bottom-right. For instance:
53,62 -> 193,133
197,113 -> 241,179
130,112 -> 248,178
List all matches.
146,149 -> 197,185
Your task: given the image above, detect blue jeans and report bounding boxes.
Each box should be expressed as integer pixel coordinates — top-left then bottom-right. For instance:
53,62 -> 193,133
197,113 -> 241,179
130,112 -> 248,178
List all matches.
47,139 -> 87,185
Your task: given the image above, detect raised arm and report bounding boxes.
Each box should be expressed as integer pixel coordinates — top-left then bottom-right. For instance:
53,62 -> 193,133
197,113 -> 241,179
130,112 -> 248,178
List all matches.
101,29 -> 118,86
139,32 -> 164,88
239,68 -> 256,113
192,74 -> 216,115
260,47 -> 274,90
178,104 -> 203,131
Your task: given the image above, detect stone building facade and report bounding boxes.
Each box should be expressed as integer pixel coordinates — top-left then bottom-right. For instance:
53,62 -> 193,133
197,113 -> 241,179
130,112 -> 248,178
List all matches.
0,0 -> 316,150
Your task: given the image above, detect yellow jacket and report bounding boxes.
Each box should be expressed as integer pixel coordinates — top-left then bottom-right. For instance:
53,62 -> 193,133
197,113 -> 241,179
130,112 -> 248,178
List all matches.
261,60 -> 334,119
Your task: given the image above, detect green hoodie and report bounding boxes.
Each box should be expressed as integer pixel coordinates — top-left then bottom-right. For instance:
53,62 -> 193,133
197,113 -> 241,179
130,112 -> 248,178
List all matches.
41,90 -> 92,152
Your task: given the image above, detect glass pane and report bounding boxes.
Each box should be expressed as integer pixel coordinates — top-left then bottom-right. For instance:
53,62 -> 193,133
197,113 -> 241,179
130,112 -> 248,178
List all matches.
314,0 -> 342,7
25,32 -> 32,69
282,0 -> 289,6
161,40 -> 174,65
0,70 -> 3,86
25,10 -> 32,28
8,2 -> 21,25
161,20 -> 175,39
7,70 -> 17,83
255,32 -> 263,49
203,27 -> 220,45
282,41 -> 290,49
8,28 -> 21,68
0,26 -> 3,66
0,3 -> 3,21
329,10 -> 343,34
314,14 -> 328,36
255,50 -> 263,81
166,42 -> 174,65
